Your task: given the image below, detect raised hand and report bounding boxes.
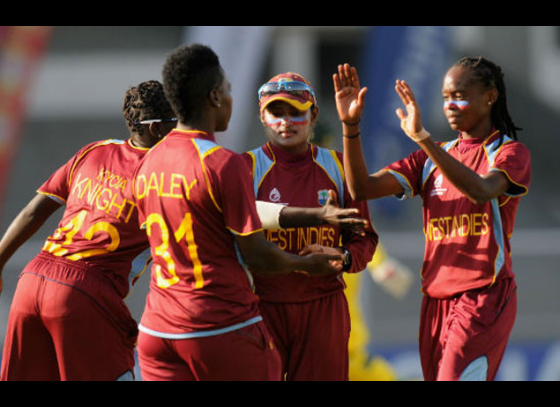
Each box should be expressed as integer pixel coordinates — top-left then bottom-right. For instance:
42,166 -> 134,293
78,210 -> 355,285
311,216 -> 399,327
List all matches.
333,63 -> 367,125
394,79 -> 431,142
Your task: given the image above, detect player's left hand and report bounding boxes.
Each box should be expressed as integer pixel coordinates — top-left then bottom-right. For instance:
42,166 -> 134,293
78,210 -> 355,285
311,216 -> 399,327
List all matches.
322,190 -> 368,236
395,79 -> 431,143
333,63 -> 367,126
299,244 -> 343,272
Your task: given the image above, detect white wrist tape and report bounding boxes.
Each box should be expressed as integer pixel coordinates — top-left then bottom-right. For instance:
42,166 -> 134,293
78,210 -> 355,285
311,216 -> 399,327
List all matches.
256,201 -> 285,229
400,121 -> 431,143
410,128 -> 431,142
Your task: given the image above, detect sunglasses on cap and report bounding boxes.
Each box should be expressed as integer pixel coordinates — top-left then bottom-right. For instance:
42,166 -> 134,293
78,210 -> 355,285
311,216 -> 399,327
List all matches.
134,118 -> 178,125
258,81 -> 316,101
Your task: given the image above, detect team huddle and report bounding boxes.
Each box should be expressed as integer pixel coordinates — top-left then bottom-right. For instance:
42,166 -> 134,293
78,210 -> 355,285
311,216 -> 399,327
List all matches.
0,44 -> 530,381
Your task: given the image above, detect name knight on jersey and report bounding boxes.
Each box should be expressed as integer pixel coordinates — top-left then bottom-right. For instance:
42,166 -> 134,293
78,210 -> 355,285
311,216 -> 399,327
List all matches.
71,168 -> 137,223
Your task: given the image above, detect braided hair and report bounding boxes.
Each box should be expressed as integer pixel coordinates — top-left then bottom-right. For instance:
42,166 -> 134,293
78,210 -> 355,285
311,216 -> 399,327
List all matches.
122,80 -> 174,135
455,56 -> 521,142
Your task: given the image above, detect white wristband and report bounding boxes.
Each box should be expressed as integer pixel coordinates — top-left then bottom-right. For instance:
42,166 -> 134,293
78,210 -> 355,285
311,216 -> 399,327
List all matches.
256,201 -> 285,229
400,121 -> 431,143
410,128 -> 431,142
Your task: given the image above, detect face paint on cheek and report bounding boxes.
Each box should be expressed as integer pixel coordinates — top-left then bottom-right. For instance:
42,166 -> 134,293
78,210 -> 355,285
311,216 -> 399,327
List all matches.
266,116 -> 309,128
444,100 -> 470,110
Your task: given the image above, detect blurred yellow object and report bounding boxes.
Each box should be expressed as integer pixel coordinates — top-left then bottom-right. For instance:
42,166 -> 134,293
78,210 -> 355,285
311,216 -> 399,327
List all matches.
367,247 -> 413,300
346,245 -> 414,381
350,353 -> 398,382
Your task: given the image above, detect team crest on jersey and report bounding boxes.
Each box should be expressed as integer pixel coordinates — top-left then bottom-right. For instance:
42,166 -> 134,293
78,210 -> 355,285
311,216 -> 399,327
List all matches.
318,190 -> 330,206
431,174 -> 448,197
269,188 -> 281,202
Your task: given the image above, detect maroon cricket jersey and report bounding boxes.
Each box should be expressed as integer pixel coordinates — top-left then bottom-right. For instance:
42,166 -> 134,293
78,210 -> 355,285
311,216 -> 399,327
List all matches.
243,142 -> 378,303
134,130 -> 264,337
385,130 -> 531,298
38,139 -> 151,298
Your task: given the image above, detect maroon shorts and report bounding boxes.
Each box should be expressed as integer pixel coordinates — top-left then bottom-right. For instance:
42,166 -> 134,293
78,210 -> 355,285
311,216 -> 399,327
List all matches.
0,253 -> 137,381
419,278 -> 517,381
259,291 -> 351,381
137,320 -> 281,381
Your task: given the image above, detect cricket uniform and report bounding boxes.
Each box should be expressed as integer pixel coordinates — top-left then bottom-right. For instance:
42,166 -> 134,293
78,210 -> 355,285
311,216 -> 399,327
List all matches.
1,139 -> 151,381
385,130 -> 531,380
243,142 -> 378,381
134,129 -> 280,381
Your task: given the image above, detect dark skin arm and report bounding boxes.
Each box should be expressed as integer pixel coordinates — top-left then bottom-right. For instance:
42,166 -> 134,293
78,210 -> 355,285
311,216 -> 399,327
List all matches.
0,194 -> 62,296
333,63 -> 510,203
279,190 -> 368,235
234,231 -> 343,277
334,64 -> 405,201
395,79 -> 510,203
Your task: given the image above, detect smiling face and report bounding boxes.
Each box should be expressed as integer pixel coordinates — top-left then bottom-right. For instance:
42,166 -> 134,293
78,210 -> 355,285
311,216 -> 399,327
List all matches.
442,65 -> 498,138
261,101 -> 318,153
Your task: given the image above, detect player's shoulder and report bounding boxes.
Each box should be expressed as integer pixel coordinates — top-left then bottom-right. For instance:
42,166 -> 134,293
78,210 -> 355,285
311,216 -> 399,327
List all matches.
240,149 -> 255,169
242,144 -> 271,166
191,136 -> 222,158
71,139 -> 127,161
197,140 -> 245,170
89,139 -> 128,149
502,136 -> 530,153
486,134 -> 531,160
312,145 -> 346,171
80,139 -> 128,153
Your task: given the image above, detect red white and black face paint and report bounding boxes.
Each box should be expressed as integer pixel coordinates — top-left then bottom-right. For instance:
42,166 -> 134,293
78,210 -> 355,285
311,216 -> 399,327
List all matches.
444,100 -> 470,111
262,102 -> 314,154
265,115 -> 310,128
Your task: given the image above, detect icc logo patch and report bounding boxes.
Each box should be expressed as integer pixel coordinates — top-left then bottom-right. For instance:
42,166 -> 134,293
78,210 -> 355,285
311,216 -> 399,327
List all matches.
318,190 -> 330,206
269,188 -> 281,202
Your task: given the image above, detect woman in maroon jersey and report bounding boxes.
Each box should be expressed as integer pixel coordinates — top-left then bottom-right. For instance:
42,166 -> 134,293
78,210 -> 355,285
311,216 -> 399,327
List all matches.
134,44 -> 349,382
243,72 -> 378,381
334,58 -> 531,381
0,80 -> 177,381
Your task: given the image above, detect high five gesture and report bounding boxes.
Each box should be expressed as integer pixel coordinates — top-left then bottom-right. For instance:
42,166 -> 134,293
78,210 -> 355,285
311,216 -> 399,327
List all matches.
333,63 -> 367,135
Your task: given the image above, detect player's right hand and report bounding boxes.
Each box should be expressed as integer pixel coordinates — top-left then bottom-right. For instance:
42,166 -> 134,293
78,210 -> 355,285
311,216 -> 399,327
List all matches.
333,63 -> 367,126
297,249 -> 344,277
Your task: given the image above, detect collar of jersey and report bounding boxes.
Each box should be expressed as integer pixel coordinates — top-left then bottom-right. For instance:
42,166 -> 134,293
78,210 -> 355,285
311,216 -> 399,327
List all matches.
457,129 -> 500,146
172,128 -> 216,142
126,138 -> 151,151
266,142 -> 313,168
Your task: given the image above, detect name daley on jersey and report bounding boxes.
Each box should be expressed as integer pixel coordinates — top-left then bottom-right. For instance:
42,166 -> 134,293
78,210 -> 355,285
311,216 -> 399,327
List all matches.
134,171 -> 198,202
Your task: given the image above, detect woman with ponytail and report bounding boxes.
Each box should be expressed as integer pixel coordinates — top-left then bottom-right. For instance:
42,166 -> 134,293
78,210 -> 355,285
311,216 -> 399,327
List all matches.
334,57 -> 531,381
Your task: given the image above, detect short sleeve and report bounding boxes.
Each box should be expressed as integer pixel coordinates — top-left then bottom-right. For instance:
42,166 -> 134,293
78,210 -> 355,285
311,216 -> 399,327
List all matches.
38,163 -> 72,204
206,150 -> 263,236
490,141 -> 531,197
37,142 -> 99,204
384,149 -> 429,199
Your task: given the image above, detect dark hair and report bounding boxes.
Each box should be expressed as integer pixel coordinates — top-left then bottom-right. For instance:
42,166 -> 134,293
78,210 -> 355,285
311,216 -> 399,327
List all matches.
162,44 -> 224,123
455,56 -> 521,141
122,80 -> 173,135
